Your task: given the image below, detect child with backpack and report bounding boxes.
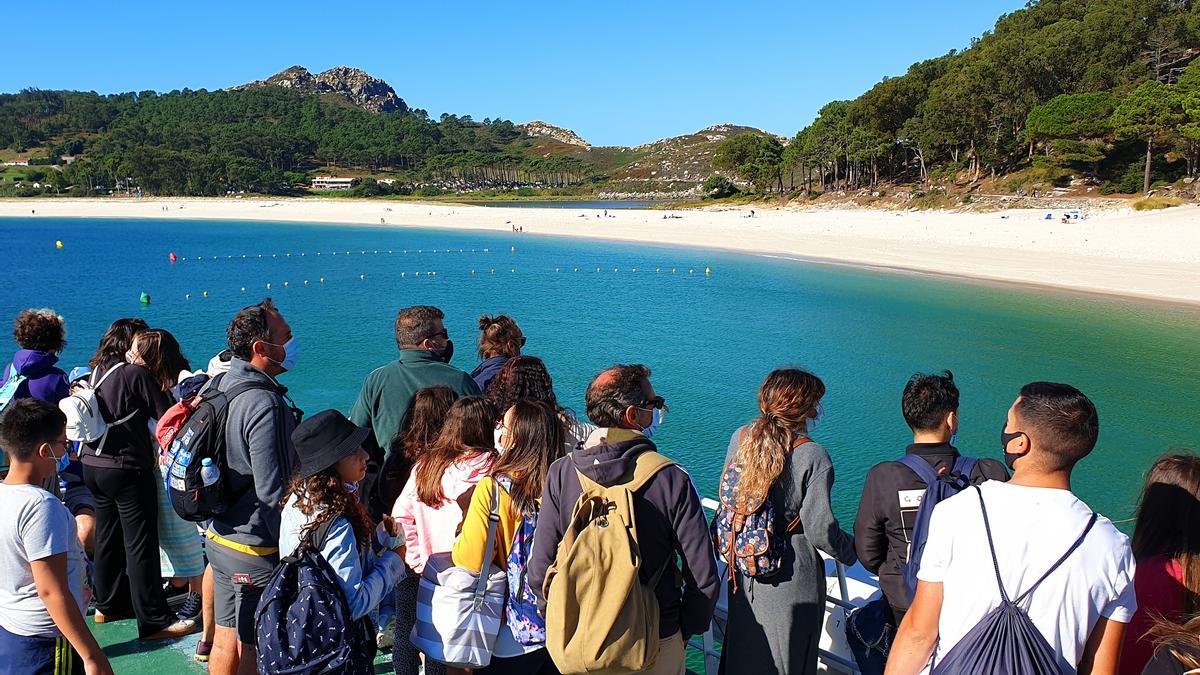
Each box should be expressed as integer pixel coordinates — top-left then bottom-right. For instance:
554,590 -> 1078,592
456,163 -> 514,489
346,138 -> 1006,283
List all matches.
714,368 -> 856,675
0,399 -> 112,675
885,383 -> 1137,675
450,400 -> 564,674
258,409 -> 405,675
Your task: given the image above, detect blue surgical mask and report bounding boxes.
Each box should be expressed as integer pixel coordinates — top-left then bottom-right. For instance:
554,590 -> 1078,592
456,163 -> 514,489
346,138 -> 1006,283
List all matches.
807,403 -> 824,433
950,429 -> 959,446
344,481 -> 358,493
641,408 -> 663,439
49,443 -> 71,474
263,337 -> 300,372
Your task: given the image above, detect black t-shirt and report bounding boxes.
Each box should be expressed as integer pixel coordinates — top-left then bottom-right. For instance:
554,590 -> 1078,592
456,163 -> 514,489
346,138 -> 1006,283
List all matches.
80,361 -> 173,470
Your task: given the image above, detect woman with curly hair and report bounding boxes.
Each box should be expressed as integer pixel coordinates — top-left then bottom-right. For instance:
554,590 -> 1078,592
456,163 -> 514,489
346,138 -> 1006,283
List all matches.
470,315 -> 524,392
484,355 -> 594,455
3,308 -> 70,407
278,410 -> 405,648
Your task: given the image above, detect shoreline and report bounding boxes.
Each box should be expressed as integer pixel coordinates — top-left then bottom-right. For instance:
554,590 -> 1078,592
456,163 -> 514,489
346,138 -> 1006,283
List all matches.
3,197 -> 1199,307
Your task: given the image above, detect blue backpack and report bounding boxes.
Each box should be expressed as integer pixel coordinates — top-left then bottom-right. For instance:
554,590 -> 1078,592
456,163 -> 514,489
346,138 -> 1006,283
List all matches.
931,486 -> 1096,674
0,364 -> 28,473
255,517 -> 376,675
713,434 -> 810,592
897,454 -> 978,602
494,475 -> 546,646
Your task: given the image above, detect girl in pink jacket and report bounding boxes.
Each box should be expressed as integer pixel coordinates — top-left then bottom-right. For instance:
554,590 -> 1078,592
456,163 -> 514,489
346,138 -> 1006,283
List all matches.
393,396 -> 498,573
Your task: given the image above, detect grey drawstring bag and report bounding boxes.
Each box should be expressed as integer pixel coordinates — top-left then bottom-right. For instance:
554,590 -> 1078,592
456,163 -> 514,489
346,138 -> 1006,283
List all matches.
931,486 -> 1097,675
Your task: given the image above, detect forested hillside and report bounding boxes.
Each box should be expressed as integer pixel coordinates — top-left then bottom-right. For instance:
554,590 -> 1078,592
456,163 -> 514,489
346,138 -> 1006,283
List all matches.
713,0 -> 1200,200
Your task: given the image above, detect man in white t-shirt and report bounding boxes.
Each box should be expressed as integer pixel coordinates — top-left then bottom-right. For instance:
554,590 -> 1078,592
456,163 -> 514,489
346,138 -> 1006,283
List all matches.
0,399 -> 112,675
885,382 -> 1136,675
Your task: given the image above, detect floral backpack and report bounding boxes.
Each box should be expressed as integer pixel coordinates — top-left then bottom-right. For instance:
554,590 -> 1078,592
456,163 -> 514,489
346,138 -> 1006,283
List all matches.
495,475 -> 545,646
713,433 -> 810,592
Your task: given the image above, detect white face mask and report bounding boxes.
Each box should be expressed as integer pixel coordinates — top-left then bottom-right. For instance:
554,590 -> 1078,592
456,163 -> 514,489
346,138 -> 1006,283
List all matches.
261,336 -> 299,372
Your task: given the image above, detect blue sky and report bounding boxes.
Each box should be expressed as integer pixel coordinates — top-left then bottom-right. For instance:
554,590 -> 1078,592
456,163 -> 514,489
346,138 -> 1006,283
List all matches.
5,1 -> 1024,146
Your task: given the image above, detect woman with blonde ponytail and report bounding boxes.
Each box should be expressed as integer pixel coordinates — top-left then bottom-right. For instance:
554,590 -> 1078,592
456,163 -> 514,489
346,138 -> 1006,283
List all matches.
717,368 -> 856,675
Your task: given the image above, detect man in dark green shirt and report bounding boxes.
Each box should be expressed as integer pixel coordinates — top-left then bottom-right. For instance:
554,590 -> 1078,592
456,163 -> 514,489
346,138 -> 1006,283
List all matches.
350,305 -> 480,458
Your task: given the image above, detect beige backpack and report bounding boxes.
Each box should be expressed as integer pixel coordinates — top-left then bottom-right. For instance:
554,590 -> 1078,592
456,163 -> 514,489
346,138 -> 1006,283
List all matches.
543,450 -> 677,675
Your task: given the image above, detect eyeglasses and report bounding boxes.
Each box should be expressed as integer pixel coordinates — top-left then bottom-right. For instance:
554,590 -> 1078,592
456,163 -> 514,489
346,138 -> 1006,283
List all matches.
424,329 -> 449,341
639,396 -> 667,411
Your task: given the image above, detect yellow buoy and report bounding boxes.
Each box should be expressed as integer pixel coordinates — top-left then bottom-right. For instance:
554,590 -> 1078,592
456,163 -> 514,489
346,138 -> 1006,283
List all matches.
55,240 -> 63,249
705,266 -> 712,275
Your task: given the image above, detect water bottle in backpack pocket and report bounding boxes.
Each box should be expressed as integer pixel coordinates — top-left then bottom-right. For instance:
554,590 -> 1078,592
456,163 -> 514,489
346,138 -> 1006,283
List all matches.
162,374 -> 273,522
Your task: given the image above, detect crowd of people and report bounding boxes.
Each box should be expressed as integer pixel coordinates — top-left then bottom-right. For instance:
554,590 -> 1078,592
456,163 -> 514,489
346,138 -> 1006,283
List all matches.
0,302 -> 1197,675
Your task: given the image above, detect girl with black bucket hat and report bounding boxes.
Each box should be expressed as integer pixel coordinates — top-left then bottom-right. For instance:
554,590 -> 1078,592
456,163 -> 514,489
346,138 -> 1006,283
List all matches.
277,409 -> 407,624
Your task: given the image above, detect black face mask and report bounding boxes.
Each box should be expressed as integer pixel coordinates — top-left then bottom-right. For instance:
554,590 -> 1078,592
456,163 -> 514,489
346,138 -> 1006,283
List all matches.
436,339 -> 455,364
1001,424 -> 1026,471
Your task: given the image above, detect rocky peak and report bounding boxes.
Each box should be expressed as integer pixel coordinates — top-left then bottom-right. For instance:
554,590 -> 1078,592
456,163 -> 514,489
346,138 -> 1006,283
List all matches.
518,121 -> 591,148
236,65 -> 408,114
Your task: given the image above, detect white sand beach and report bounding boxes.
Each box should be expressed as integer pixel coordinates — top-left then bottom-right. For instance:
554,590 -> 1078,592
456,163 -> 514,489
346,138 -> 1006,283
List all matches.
3,198 -> 1199,305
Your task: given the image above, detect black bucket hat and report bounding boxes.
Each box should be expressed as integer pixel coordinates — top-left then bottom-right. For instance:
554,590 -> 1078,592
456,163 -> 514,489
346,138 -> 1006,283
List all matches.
292,409 -> 372,480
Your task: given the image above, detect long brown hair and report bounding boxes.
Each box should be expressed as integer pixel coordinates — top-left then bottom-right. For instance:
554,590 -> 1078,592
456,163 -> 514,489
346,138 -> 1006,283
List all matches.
1132,452 -> 1200,614
89,318 -> 148,369
492,401 -> 564,515
1147,613 -> 1200,671
477,314 -> 523,359
134,329 -> 192,391
731,369 -> 825,507
393,386 -> 459,463
282,466 -> 373,552
414,396 -> 497,507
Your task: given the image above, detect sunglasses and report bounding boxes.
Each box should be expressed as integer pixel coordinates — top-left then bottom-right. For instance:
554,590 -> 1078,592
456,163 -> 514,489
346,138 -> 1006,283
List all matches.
639,396 -> 667,411
424,329 -> 449,341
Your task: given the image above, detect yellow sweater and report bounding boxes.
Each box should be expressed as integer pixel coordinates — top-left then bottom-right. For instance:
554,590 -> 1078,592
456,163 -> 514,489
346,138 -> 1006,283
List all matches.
451,476 -> 529,574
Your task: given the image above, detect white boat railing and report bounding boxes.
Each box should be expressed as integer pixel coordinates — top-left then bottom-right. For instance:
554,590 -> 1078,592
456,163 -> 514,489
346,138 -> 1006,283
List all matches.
691,497 -> 876,674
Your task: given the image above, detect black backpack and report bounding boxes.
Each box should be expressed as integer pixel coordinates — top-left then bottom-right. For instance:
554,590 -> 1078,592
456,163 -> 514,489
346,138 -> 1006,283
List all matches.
162,374 -> 275,522
931,486 -> 1097,674
255,517 -> 376,674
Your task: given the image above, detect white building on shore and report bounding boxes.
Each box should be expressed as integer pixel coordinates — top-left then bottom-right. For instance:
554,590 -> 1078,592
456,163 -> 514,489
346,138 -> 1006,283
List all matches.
311,176 -> 359,191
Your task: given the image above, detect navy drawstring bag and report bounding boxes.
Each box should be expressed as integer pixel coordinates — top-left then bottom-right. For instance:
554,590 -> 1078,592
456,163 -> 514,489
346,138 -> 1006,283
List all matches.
931,486 -> 1097,675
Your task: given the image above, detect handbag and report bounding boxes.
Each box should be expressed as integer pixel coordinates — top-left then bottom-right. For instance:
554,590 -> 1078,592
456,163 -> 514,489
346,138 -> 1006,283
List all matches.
410,482 -> 508,669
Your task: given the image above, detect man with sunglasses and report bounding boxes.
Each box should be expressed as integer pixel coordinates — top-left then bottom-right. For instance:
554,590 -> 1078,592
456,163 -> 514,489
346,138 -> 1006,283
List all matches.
529,364 -> 719,675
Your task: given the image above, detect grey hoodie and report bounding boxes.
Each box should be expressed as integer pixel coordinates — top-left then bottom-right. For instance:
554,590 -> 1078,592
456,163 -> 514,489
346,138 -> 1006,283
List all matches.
207,358 -> 299,551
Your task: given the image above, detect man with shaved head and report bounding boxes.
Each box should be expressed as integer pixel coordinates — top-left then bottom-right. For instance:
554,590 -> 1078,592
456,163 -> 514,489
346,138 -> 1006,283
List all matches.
528,364 -> 718,675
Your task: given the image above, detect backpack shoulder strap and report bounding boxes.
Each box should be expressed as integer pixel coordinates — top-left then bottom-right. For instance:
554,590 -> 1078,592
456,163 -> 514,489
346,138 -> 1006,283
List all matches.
973,485 -> 1011,604
625,450 -> 676,492
471,481 -> 503,609
952,455 -> 979,479
93,362 -> 125,389
898,453 -> 940,486
1013,511 -> 1098,604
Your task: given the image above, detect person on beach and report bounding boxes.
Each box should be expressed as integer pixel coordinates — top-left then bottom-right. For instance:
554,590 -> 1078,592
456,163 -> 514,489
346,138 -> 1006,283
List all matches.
393,396 -> 498,675
885,382 -> 1136,675
0,399 -> 113,675
272,410 -> 405,672
207,299 -> 302,675
351,305 -> 479,514
1,309 -> 97,558
484,355 -> 595,455
718,368 -> 857,675
385,385 -> 458,675
854,371 -> 1008,627
470,314 -> 524,392
452,400 -> 564,674
80,319 -> 196,640
528,364 -> 719,675
1119,452 -> 1200,674
125,329 -> 205,623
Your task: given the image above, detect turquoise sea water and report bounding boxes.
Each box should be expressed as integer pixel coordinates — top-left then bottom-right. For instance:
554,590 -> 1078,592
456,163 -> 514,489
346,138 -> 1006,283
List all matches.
4,216 -> 1199,528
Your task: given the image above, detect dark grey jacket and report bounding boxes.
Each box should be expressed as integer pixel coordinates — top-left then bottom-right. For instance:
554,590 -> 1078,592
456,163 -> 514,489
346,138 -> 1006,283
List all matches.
207,358 -> 300,550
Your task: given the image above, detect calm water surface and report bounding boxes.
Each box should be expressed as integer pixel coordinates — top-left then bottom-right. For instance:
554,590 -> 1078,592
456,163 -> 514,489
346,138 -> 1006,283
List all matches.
4,217 -> 1198,528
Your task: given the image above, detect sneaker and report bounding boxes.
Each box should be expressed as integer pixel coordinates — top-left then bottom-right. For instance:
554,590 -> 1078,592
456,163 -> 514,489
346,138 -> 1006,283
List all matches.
92,609 -> 133,624
194,640 -> 213,663
143,619 -> 199,641
376,613 -> 395,652
162,580 -> 189,601
176,592 -> 202,621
